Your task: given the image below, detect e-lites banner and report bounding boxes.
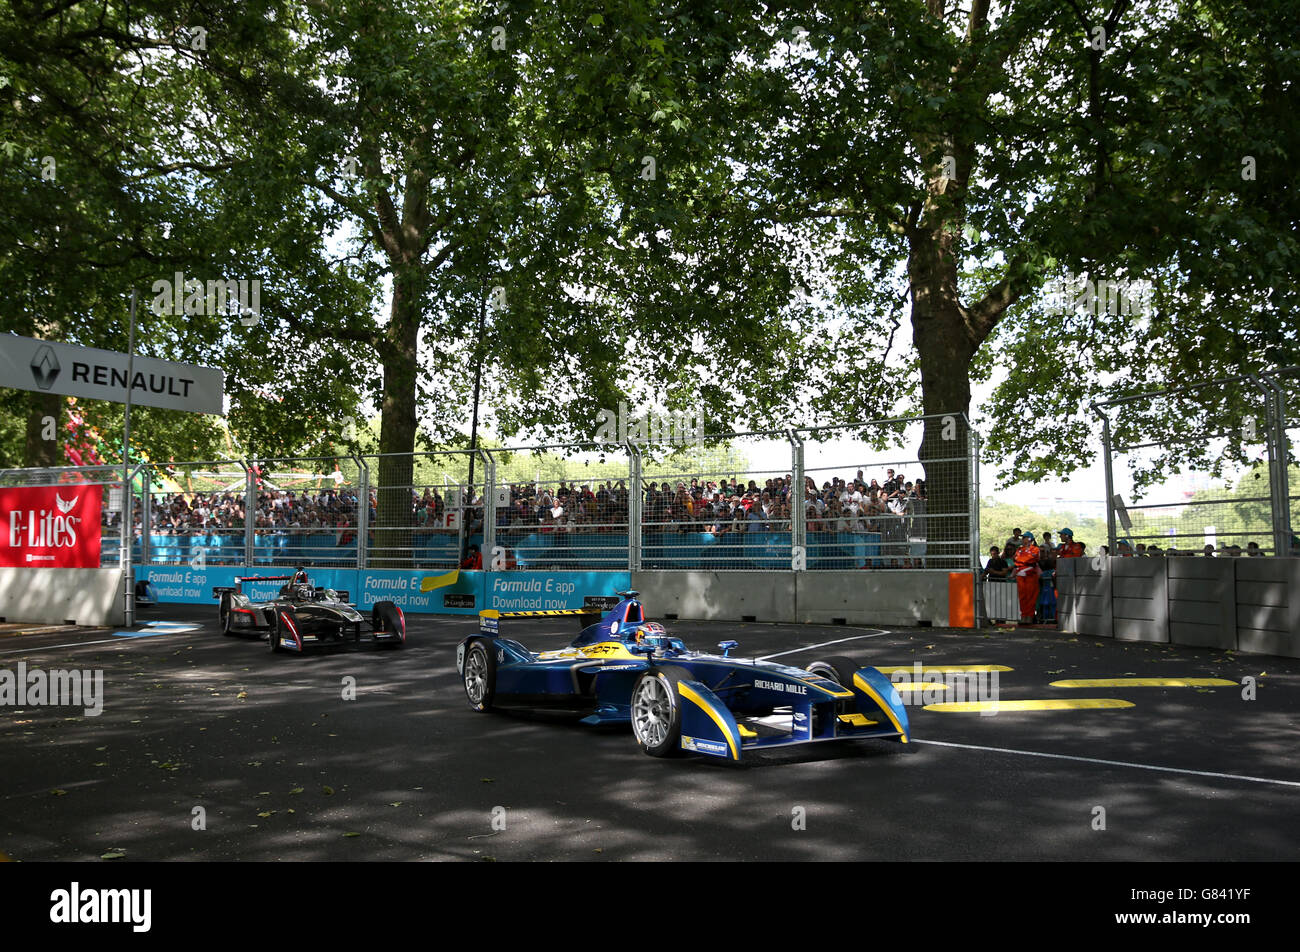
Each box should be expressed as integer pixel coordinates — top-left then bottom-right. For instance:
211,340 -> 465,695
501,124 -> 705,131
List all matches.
0,486 -> 103,568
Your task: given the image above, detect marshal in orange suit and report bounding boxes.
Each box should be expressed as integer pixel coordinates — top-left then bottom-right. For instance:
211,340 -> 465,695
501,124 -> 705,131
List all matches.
1013,532 -> 1042,624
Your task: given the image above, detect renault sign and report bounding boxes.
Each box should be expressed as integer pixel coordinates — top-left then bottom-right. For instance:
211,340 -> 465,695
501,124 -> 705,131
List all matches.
0,334 -> 224,414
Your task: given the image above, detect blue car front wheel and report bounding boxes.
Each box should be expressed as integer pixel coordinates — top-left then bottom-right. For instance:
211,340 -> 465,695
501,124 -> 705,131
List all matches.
631,668 -> 687,757
464,641 -> 497,713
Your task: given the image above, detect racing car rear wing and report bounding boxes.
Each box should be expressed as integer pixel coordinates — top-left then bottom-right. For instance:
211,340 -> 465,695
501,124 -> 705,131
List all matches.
212,576 -> 349,603
478,608 -> 603,636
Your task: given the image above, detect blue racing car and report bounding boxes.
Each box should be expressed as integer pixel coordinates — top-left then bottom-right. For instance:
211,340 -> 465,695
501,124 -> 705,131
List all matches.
455,591 -> 909,761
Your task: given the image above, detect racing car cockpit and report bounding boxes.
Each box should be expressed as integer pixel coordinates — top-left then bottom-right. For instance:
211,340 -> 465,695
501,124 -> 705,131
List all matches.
273,568 -> 314,601
627,621 -> 687,656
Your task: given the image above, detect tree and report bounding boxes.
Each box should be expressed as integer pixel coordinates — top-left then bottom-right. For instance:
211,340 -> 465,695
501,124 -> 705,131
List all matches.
0,0 -> 374,468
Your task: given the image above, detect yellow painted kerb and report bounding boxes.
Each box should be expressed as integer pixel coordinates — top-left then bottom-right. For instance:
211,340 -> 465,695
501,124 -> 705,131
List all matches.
677,681 -> 738,760
925,698 -> 1136,712
1051,678 -> 1236,688
873,664 -> 1013,675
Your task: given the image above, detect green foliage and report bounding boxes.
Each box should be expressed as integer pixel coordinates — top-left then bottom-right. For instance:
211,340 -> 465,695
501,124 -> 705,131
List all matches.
979,497 -> 1106,556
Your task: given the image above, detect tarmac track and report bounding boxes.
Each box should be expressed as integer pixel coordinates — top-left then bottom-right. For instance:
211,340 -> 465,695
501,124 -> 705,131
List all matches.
1,603 -> 1296,861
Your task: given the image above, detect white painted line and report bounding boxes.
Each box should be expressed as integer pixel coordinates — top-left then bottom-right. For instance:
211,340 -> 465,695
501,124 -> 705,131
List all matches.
758,630 -> 890,661
0,632 -> 189,656
913,738 -> 1300,789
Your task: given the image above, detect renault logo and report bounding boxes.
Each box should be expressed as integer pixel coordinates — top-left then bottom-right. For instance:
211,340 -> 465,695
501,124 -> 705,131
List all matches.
31,344 -> 60,390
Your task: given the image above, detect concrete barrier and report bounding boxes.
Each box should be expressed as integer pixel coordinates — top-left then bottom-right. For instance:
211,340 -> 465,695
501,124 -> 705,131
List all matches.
1112,556 -> 1168,643
1058,557 -> 1300,658
795,571 -> 952,627
1167,558 -> 1235,650
1235,557 -> 1299,657
630,570 -> 956,626
1056,559 -> 1113,638
631,571 -> 797,622
0,567 -> 125,627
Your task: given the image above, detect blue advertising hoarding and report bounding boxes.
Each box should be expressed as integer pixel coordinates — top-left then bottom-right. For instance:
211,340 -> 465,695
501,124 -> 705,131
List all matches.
138,565 -> 629,615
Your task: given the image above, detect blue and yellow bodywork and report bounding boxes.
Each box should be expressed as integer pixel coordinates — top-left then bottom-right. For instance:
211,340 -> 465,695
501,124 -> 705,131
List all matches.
455,593 -> 909,761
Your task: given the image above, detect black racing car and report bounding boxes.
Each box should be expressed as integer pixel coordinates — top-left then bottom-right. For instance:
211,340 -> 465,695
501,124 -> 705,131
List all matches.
213,571 -> 405,654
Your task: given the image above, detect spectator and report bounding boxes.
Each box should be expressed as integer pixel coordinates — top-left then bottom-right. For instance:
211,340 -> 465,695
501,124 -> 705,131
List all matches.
1056,528 -> 1084,558
983,546 -> 1012,581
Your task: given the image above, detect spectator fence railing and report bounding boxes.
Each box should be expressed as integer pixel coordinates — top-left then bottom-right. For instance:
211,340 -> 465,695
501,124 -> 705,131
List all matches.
1093,368 -> 1299,557
4,414 -> 981,577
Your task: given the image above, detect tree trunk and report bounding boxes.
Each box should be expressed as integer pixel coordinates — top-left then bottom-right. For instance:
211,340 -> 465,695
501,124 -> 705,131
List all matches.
373,269 -> 422,568
24,391 -> 61,467
909,230 -> 977,571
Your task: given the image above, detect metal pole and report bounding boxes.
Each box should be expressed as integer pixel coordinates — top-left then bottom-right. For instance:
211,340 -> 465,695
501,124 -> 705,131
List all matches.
1253,374 -> 1289,555
353,454 -> 369,570
1091,404 -> 1117,554
122,290 -> 137,626
627,442 -> 641,572
242,460 -> 255,568
969,426 -> 982,623
788,429 -> 805,569
140,466 -> 152,567
463,278 -> 490,562
476,448 -> 495,569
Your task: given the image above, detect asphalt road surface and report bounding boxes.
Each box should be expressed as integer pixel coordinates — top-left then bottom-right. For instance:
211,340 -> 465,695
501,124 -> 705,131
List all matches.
2,604 -> 1297,861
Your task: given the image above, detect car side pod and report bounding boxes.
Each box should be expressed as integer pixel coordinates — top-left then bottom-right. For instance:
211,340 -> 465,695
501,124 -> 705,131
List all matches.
849,666 -> 910,743
676,679 -> 743,762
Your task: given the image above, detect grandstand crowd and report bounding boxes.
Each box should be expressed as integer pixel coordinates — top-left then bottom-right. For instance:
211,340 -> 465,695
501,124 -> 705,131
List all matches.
120,466 -> 929,544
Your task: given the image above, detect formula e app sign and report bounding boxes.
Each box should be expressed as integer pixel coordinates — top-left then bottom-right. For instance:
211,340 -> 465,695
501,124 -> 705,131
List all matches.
0,486 -> 102,568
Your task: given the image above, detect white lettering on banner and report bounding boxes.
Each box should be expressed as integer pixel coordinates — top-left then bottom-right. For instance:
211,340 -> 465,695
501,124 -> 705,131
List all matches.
8,509 -> 81,548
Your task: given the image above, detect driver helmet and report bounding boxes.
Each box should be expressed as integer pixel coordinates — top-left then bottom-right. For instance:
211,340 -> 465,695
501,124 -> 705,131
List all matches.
633,622 -> 666,643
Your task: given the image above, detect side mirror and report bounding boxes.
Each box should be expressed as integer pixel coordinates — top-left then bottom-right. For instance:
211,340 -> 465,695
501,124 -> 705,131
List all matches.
718,640 -> 739,657
629,642 -> 656,656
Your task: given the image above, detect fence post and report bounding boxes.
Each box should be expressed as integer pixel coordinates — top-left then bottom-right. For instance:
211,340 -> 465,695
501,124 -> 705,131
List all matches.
353,454 -> 369,570
242,460 -> 255,568
1092,404 -> 1117,553
969,423 -> 982,622
627,442 -> 641,572
788,429 -> 804,572
477,448 -> 495,568
1255,374 -> 1291,555
140,467 -> 152,567
1250,375 -> 1284,555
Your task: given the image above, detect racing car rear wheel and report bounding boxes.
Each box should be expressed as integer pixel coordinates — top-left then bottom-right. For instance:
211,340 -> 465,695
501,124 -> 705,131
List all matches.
463,640 -> 496,712
805,655 -> 860,687
631,667 -> 689,758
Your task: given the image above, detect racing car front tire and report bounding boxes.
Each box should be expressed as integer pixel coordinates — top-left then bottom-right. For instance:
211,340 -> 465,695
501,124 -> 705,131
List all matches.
269,608 -> 300,654
463,640 -> 497,712
805,655 -> 860,687
218,593 -> 237,636
631,667 -> 689,758
372,600 -> 405,648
